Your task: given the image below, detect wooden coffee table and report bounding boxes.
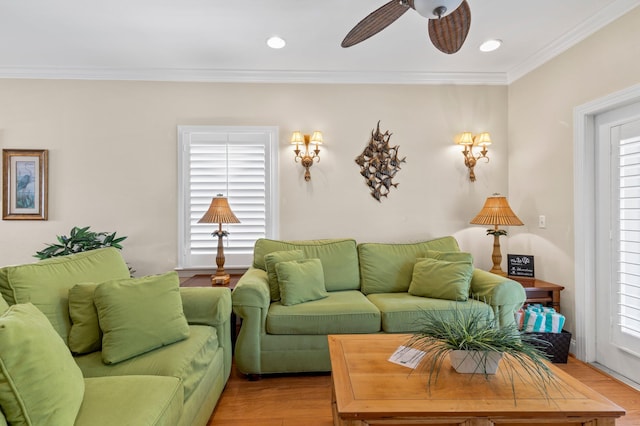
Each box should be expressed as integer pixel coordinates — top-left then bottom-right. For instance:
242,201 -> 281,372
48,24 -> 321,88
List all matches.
328,334 -> 625,426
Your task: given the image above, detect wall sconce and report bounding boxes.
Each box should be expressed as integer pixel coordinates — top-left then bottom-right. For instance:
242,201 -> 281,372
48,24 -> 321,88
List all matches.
291,130 -> 323,181
457,131 -> 491,182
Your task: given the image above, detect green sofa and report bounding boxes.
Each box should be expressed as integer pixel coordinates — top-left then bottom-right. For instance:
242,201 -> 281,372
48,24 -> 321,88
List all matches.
0,248 -> 232,426
232,236 -> 526,376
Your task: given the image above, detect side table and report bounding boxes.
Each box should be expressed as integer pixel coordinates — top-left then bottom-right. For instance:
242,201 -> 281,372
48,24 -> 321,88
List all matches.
510,277 -> 565,313
180,274 -> 242,346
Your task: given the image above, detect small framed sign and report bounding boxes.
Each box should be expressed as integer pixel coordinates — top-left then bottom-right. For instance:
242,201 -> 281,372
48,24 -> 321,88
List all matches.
507,254 -> 535,278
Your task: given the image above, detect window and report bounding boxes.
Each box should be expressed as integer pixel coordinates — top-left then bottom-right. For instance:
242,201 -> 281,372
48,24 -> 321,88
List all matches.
177,126 -> 278,270
615,124 -> 640,342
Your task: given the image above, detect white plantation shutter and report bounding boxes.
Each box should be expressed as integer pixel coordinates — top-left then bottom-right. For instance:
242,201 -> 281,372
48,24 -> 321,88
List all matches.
615,131 -> 640,343
178,126 -> 278,269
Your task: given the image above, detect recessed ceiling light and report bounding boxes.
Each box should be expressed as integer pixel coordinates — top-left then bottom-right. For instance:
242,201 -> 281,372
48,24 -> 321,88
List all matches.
266,36 -> 286,49
479,39 -> 502,52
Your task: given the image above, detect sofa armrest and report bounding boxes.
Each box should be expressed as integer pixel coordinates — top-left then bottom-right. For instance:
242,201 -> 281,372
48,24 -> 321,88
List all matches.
231,267 -> 270,375
231,267 -> 270,309
470,269 -> 526,328
180,286 -> 233,380
180,286 -> 232,327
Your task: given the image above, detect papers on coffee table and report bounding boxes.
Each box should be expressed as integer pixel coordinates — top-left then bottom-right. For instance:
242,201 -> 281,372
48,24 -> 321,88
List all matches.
388,345 -> 426,369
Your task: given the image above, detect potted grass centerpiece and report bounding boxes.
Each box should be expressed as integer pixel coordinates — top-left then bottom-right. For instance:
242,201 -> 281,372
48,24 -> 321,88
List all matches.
406,305 -> 556,401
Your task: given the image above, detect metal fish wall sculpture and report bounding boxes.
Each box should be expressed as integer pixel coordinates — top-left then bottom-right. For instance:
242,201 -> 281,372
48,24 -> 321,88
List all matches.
355,121 -> 406,202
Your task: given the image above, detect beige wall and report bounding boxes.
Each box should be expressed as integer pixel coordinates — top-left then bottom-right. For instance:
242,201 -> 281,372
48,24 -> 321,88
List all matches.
0,81 -> 508,275
507,6 -> 640,335
4,6 -> 637,337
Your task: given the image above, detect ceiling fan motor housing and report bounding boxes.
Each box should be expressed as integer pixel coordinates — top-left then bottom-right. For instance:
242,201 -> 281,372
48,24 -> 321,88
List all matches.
412,0 -> 464,19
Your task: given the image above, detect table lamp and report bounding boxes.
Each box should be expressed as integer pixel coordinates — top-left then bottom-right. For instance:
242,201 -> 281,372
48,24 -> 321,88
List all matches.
198,194 -> 240,285
470,194 -> 523,276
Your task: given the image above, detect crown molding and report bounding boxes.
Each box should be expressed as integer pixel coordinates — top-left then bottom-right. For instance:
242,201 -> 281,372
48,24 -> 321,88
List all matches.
0,67 -> 508,86
3,0 -> 635,86
507,0 -> 640,84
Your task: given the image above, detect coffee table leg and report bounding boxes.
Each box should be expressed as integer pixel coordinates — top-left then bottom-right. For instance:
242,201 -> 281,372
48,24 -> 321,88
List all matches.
332,378 -> 365,426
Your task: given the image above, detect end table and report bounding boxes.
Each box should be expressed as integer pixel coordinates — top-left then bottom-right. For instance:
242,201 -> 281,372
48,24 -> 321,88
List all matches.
510,277 -> 564,313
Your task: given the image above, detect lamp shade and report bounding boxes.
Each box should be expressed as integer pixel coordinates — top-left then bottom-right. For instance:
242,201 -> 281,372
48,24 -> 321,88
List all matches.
470,195 -> 523,226
458,132 -> 474,145
310,131 -> 324,144
290,131 -> 304,145
475,132 -> 492,146
198,195 -> 240,224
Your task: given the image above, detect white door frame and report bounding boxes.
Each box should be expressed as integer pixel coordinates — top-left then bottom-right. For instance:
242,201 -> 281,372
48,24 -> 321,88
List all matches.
573,83 -> 640,361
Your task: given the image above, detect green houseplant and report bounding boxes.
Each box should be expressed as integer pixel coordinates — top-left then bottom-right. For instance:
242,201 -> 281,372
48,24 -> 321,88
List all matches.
406,305 -> 556,402
34,226 -> 133,275
34,226 -> 127,259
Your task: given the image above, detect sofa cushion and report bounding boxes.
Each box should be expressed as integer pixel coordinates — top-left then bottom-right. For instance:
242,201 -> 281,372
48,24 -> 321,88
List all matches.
0,303 -> 85,425
75,376 -> 183,426
94,271 -> 190,364
276,259 -> 329,306
426,250 -> 473,263
366,293 -> 494,333
267,290 -> 381,334
253,239 -> 360,292
264,249 -> 305,302
75,325 -> 219,401
358,236 -> 460,294
0,248 -> 130,340
68,282 -> 101,354
408,258 -> 473,301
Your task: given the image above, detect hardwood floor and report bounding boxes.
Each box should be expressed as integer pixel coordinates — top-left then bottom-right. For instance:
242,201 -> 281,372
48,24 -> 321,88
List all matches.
208,356 -> 640,425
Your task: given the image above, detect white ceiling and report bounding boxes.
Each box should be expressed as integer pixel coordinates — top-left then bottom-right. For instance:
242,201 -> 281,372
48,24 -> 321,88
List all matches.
0,0 -> 638,85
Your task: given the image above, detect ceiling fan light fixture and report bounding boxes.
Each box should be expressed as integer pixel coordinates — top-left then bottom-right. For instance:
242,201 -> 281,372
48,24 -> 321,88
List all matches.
266,36 -> 286,49
479,39 -> 502,52
412,0 -> 463,19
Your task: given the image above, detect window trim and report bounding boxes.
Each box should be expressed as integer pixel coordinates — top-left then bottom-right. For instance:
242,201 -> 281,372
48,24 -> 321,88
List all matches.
177,125 -> 279,271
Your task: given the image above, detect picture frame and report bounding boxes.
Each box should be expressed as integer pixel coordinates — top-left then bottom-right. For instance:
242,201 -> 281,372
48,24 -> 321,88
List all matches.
2,149 -> 48,220
507,254 -> 535,278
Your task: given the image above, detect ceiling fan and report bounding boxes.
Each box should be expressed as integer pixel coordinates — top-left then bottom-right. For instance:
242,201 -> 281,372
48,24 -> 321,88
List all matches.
342,0 -> 471,54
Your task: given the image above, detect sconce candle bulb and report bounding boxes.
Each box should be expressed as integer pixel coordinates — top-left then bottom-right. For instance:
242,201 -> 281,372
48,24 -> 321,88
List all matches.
457,131 -> 491,182
291,130 -> 323,181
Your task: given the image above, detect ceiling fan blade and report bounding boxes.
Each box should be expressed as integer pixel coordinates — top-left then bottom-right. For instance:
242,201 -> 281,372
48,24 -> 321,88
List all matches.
427,0 -> 471,54
342,1 -> 410,48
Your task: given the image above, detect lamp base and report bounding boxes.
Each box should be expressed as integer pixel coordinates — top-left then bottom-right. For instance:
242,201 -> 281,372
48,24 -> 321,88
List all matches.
211,274 -> 230,286
490,267 -> 507,277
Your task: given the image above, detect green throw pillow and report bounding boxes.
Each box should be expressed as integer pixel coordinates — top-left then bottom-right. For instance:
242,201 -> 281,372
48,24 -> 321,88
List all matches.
94,271 -> 190,365
409,258 -> 473,301
275,259 -> 329,306
68,282 -> 101,354
425,250 -> 473,263
0,303 -> 85,425
264,250 -> 305,302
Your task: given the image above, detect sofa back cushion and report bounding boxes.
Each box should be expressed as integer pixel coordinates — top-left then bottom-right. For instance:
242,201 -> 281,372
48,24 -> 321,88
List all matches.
358,236 -> 460,294
0,248 -> 131,341
253,239 -> 360,292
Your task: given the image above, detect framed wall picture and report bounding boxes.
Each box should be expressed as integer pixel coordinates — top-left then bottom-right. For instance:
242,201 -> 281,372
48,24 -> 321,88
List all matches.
2,149 -> 48,220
